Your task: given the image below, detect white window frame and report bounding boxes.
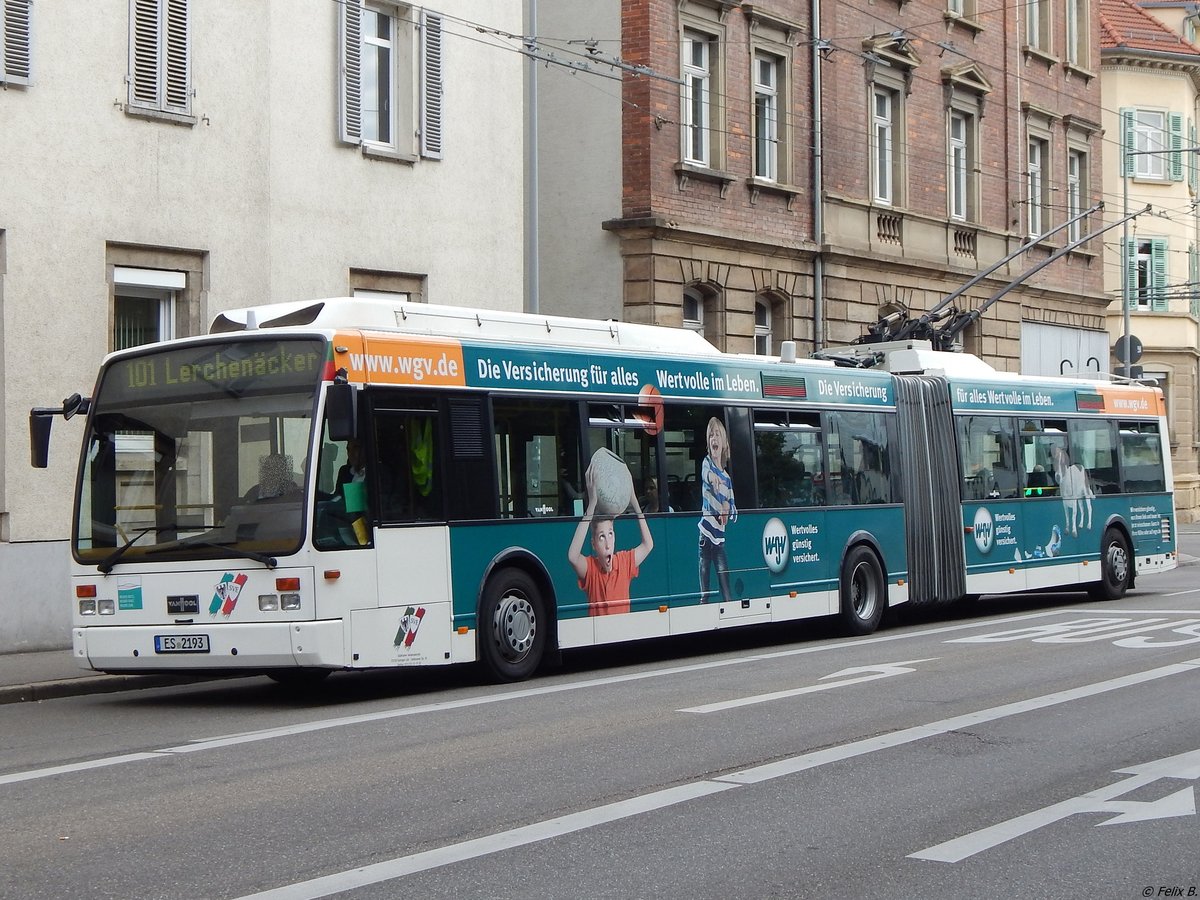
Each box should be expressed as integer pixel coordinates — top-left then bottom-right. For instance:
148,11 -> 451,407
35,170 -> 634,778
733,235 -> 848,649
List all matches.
1065,0 -> 1087,68
873,87 -> 896,205
127,0 -> 191,117
339,1 -> 434,159
113,267 -> 183,351
1027,136 -> 1048,237
1134,110 -> 1168,180
683,288 -> 704,333
754,300 -> 772,355
682,29 -> 714,166
1066,148 -> 1084,242
949,111 -> 970,221
1,0 -> 32,86
1026,0 -> 1050,51
753,52 -> 780,182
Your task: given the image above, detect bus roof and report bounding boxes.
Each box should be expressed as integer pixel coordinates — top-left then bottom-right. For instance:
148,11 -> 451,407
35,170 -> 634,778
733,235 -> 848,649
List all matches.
210,297 -> 723,357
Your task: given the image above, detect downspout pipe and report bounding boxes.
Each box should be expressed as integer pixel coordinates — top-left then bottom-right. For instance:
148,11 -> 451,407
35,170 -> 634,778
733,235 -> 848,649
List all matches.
811,0 -> 825,351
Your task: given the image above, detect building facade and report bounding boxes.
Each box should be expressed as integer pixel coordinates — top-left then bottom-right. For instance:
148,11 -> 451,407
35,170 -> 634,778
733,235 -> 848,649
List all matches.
1100,0 -> 1200,519
540,0 -> 1108,367
0,0 -> 525,651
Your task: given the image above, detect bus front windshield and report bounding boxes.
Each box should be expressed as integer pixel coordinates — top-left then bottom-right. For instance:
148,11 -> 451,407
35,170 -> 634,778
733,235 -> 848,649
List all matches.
73,338 -> 327,568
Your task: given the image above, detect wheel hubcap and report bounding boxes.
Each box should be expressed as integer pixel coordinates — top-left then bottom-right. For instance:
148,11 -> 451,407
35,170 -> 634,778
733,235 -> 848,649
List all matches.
493,592 -> 536,661
851,562 -> 878,620
1108,542 -> 1129,586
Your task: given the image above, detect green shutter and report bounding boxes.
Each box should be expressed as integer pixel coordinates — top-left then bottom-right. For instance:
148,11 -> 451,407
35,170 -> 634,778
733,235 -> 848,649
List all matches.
1190,244 -> 1199,317
1171,113 -> 1185,181
1191,122 -> 1199,193
1120,108 -> 1135,177
1152,238 -> 1169,311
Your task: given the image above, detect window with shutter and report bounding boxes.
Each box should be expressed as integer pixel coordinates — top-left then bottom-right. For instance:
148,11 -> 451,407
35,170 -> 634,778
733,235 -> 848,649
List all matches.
420,10 -> 443,159
127,0 -> 191,117
1,0 -> 32,86
338,1 -> 418,158
1151,238 -> 1169,311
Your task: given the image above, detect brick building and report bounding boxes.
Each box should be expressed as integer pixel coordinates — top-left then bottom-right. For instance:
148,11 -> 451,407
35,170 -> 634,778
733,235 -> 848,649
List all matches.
539,0 -> 1109,372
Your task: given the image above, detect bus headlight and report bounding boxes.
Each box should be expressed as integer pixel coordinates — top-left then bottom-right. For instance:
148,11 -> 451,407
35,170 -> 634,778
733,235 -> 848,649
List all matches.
79,599 -> 97,616
258,594 -> 280,611
281,593 -> 301,610
98,599 -> 116,615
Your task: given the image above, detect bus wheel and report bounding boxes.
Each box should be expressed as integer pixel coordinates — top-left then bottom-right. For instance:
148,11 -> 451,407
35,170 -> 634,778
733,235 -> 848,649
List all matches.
480,570 -> 545,682
839,545 -> 885,636
1089,528 -> 1131,601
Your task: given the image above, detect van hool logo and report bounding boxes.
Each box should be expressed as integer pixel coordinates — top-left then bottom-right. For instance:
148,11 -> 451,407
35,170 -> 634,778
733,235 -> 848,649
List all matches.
762,517 -> 789,574
973,508 -> 995,555
210,573 -> 248,617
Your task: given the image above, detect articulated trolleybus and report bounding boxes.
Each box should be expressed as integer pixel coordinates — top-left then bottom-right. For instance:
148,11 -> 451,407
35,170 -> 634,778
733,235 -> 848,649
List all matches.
32,298 -> 1176,682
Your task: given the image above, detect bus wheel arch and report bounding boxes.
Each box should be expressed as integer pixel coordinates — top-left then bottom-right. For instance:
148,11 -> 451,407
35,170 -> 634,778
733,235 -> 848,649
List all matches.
838,542 -> 886,636
477,552 -> 557,682
1089,522 -> 1134,601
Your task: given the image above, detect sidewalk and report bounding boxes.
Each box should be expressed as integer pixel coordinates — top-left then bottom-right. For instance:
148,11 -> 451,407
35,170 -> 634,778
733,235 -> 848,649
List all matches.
4,528 -> 1199,706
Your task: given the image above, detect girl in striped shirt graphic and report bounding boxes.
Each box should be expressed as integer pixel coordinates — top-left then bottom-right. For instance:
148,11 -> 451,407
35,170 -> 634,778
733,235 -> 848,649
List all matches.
699,417 -> 737,603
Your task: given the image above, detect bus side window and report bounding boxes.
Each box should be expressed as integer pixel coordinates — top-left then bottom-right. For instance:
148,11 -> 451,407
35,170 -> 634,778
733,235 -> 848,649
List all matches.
662,404 -> 728,513
1119,422 -> 1167,493
374,409 -> 443,523
493,398 -> 581,518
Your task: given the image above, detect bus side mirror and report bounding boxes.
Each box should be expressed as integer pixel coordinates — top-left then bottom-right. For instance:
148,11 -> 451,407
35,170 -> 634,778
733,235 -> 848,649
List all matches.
29,411 -> 54,468
326,382 -> 357,442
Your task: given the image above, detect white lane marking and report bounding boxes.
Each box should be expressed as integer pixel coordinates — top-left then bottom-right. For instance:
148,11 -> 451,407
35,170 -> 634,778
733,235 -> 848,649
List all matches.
236,781 -> 737,900
1163,589 -> 1200,597
680,659 -> 937,714
233,656 -> 1200,899
0,610 -> 1065,785
0,753 -> 161,787
911,748 -> 1200,862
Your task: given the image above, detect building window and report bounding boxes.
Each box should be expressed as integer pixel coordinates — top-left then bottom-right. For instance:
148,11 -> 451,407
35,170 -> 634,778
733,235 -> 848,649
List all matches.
873,87 -> 897,205
1026,0 -> 1050,51
683,288 -> 704,333
682,29 -> 715,166
349,268 -> 426,303
112,267 -> 183,351
754,301 -> 772,355
1065,0 -> 1088,68
1066,149 -> 1085,241
753,53 -> 780,182
1125,238 -> 1168,311
1122,109 -> 1185,182
339,2 -> 440,158
1,0 -> 32,86
948,110 -> 974,221
128,0 -> 190,117
1027,136 -> 1048,237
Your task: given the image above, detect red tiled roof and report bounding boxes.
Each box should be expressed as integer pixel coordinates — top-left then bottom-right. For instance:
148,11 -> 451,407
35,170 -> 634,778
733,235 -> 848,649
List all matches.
1100,0 -> 1200,56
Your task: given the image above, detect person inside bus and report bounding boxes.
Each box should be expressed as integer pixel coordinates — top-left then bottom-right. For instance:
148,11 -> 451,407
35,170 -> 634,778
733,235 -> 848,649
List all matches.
1027,463 -> 1050,488
567,463 -> 654,616
244,452 -> 302,502
336,439 -> 367,489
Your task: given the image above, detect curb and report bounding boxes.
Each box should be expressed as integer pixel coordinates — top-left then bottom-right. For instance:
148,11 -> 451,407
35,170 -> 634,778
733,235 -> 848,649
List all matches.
0,673 -> 225,706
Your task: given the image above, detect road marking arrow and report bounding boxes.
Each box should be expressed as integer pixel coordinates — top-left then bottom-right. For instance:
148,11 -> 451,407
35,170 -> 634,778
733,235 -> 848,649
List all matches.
910,748 -> 1200,863
679,658 -> 938,714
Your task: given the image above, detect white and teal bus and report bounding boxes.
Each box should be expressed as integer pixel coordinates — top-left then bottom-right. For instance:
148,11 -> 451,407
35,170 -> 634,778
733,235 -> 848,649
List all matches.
31,299 -> 1177,682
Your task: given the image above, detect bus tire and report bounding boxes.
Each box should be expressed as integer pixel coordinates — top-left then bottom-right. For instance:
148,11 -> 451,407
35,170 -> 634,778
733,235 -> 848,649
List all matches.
839,545 -> 885,636
479,569 -> 546,682
1089,528 -> 1131,601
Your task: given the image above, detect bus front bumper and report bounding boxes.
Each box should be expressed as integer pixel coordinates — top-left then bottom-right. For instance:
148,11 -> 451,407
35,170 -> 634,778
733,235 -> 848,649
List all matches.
73,620 -> 346,673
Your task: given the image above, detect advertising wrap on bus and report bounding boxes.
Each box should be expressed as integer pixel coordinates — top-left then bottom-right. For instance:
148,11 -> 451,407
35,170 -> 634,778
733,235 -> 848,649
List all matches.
42,300 -> 1175,684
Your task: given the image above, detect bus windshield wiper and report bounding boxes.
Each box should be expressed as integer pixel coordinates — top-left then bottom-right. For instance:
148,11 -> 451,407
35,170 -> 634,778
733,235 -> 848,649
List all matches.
175,539 -> 278,569
97,523 -> 178,574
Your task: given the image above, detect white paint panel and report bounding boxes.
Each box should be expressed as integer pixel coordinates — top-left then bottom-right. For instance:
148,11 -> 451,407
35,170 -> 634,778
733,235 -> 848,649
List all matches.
1020,321 -> 1110,378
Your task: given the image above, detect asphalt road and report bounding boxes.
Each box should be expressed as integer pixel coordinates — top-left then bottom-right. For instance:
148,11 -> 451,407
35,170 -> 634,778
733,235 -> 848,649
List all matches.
2,573 -> 1199,900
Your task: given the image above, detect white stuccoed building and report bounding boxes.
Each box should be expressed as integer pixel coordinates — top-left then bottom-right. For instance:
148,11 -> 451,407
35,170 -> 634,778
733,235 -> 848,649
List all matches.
0,0 -> 525,651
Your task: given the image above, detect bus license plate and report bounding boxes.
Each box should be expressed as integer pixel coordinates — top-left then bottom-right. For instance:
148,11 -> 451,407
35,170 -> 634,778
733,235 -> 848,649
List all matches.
154,634 -> 210,654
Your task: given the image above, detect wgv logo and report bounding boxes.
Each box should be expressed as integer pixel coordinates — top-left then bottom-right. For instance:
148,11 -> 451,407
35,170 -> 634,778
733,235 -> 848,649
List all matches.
973,507 -> 995,555
762,517 -> 789,574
